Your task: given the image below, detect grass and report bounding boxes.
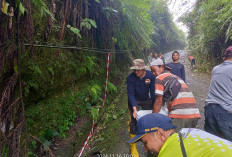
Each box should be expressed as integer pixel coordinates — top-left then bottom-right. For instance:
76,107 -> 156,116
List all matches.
84,79 -> 130,156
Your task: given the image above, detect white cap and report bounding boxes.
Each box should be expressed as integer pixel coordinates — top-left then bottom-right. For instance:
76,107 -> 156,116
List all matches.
150,58 -> 164,67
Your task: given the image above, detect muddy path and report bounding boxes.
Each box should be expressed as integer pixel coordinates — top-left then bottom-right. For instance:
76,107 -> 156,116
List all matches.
107,50 -> 212,156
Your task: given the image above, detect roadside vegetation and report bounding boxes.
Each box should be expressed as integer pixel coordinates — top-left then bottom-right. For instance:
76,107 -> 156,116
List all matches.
182,0 -> 232,72
0,0 -> 185,156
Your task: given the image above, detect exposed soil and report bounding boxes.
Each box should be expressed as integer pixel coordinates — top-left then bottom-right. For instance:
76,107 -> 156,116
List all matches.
51,116 -> 90,157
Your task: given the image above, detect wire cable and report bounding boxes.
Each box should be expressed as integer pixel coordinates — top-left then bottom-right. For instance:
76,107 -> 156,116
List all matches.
24,43 -> 131,53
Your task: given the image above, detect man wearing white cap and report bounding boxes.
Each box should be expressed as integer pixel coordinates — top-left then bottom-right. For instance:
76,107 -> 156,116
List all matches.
127,59 -> 156,157
150,58 -> 201,132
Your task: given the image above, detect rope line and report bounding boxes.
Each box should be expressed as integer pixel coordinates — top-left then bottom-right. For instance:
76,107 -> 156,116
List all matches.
77,53 -> 111,157
1,42 -> 131,53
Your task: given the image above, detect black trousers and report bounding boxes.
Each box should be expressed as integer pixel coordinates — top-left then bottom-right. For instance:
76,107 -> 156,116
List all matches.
191,58 -> 196,67
128,99 -> 153,134
204,104 -> 232,141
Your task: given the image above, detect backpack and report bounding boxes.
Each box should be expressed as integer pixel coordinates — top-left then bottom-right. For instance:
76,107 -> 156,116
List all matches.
163,75 -> 181,102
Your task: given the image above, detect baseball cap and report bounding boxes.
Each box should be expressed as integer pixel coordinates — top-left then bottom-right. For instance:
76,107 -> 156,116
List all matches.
224,46 -> 232,58
128,113 -> 176,143
130,59 -> 147,70
150,58 -> 164,67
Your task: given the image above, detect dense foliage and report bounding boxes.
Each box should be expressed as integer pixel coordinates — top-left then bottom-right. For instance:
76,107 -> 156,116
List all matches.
151,0 -> 186,52
182,0 -> 232,70
0,0 -> 185,156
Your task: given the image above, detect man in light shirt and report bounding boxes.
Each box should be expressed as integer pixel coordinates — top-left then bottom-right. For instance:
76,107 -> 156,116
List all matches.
204,46 -> 232,141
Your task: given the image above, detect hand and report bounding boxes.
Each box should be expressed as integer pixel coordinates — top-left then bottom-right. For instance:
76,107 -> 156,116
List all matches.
132,107 -> 137,119
133,110 -> 137,119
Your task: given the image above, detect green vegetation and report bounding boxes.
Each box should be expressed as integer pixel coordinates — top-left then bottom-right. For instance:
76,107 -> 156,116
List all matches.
0,0 -> 185,156
182,0 -> 232,71
85,84 -> 129,156
151,0 -> 186,52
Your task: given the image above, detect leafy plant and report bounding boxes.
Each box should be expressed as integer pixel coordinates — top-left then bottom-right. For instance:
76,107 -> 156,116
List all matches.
67,24 -> 82,39
18,1 -> 26,15
80,18 -> 97,30
91,107 -> 99,120
107,82 -> 117,93
31,0 -> 54,18
1,0 -> 9,15
90,84 -> 101,99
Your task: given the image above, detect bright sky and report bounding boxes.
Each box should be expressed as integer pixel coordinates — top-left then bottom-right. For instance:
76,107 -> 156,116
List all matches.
167,0 -> 197,35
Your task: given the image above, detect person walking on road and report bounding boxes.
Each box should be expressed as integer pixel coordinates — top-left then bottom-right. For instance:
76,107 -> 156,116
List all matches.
129,113 -> 232,157
204,46 -> 232,142
167,51 -> 186,82
127,59 -> 156,157
150,58 -> 201,132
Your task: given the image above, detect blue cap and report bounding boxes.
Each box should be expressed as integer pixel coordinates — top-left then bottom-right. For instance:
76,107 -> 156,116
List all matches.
128,113 -> 177,143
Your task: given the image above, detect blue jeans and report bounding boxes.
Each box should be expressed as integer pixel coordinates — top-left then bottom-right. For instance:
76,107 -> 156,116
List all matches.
204,103 -> 232,141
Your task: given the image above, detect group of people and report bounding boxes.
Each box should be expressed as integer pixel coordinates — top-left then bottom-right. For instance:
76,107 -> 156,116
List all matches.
127,48 -> 232,156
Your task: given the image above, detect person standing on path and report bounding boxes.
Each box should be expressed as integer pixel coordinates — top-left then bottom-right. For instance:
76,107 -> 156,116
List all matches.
152,52 -> 159,62
148,53 -> 153,64
127,59 -> 156,157
150,58 -> 201,132
189,56 -> 196,69
204,46 -> 232,142
129,113 -> 232,157
167,51 -> 186,82
160,53 -> 165,64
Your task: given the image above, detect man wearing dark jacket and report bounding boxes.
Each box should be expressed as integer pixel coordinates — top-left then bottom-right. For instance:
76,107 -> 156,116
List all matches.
127,59 -> 156,157
167,51 -> 186,82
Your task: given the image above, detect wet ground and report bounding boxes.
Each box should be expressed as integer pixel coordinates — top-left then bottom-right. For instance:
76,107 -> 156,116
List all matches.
110,50 -> 212,157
